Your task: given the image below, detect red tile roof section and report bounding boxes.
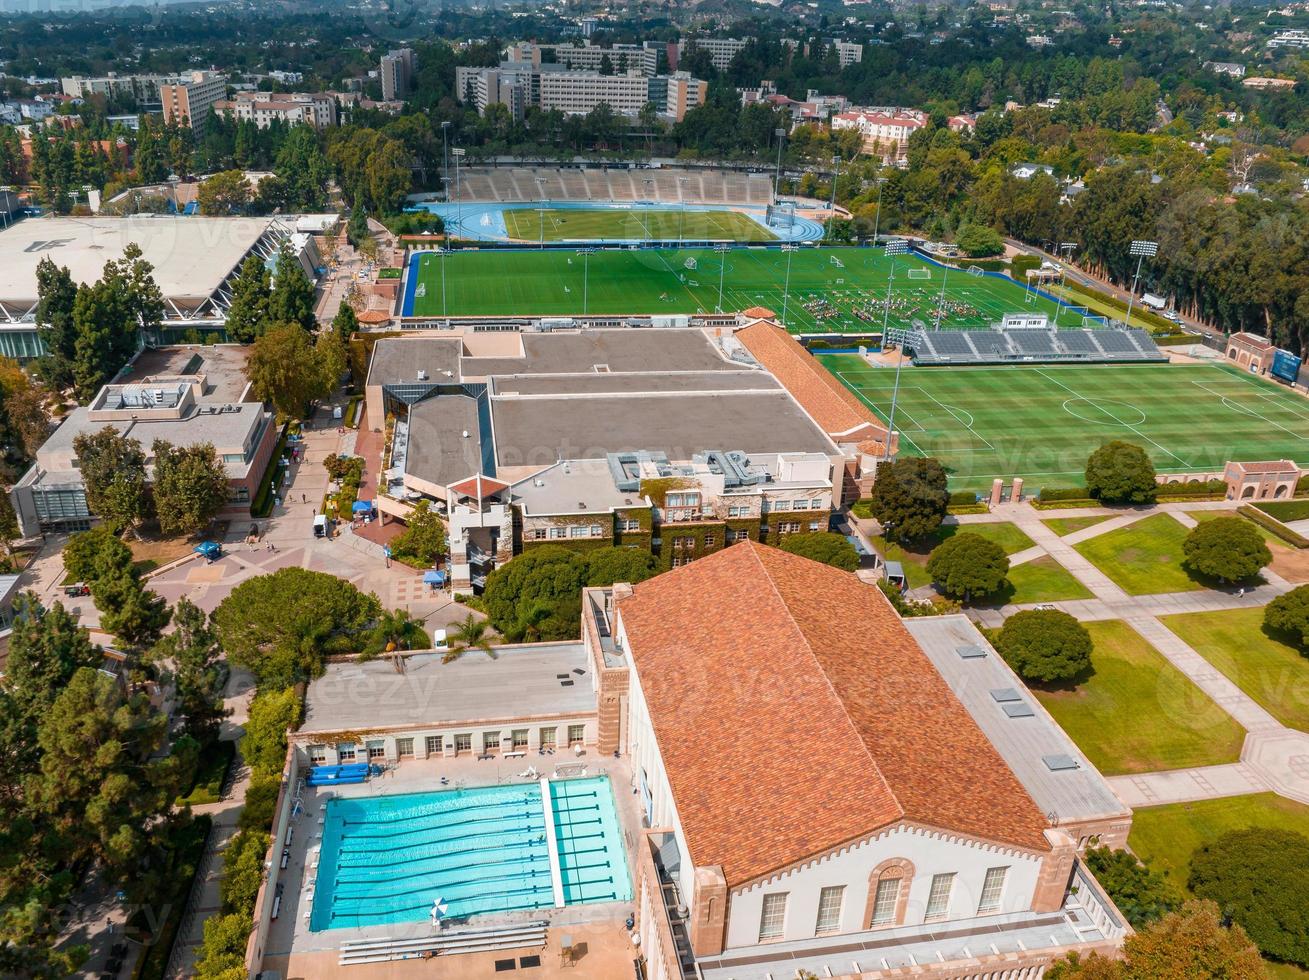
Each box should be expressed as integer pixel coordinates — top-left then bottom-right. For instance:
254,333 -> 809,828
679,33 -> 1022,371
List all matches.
735,318 -> 895,452
618,542 -> 1051,889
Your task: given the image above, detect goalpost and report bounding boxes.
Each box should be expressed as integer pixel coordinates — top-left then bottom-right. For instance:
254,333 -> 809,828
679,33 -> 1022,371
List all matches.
906,268 -> 932,280
967,265 -> 985,278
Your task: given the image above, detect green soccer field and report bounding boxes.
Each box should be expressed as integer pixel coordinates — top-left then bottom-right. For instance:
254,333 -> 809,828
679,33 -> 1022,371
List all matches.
405,246 -> 1073,333
500,207 -> 777,243
820,356 -> 1309,492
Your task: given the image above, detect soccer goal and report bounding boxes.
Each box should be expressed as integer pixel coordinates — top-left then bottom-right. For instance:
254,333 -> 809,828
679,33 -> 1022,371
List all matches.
684,257 -> 698,270
414,283 -> 427,298
967,265 -> 985,278
906,268 -> 932,280
831,255 -> 845,268
1082,314 -> 1109,328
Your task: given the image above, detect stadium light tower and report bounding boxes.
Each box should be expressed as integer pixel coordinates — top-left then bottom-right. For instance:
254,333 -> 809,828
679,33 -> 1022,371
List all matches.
644,177 -> 656,241
870,175 -> 887,246
440,121 -> 451,190
780,243 -> 798,326
773,127 -> 786,201
535,176 -> 548,249
882,239 -> 911,461
438,246 -> 448,317
678,176 -> 689,246
452,147 -> 465,242
1123,239 -> 1158,329
578,247 -> 597,315
715,243 -> 731,312
826,155 -> 841,241
1054,241 -> 1077,327
932,246 -> 951,331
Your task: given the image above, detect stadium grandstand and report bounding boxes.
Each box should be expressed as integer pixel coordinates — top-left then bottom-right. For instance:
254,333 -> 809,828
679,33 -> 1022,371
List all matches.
905,325 -> 1166,366
446,166 -> 775,205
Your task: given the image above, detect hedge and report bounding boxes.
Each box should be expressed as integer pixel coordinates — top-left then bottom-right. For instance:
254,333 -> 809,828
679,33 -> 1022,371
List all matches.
1240,505 -> 1309,549
1255,499 -> 1309,524
175,740 -> 235,807
131,815 -> 213,980
343,395 -> 363,428
250,424 -> 290,518
1038,486 -> 1092,501
1156,478 -> 1226,499
949,490 -> 979,505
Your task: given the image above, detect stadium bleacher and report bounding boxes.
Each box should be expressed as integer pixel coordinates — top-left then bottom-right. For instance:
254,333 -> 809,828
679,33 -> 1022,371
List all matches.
449,167 -> 773,205
907,327 -> 1165,366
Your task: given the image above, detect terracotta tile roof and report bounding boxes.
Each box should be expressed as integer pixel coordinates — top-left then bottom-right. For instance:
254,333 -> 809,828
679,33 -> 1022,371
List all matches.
1228,332 -> 1275,351
617,542 -> 1051,888
740,305 -> 777,320
356,309 -> 392,324
735,319 -> 895,451
447,474 -> 509,499
1229,459 -> 1299,475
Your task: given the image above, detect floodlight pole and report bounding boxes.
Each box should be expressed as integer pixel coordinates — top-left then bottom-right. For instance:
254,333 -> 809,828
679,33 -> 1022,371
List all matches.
645,178 -> 655,240
452,147 -> 464,242
579,247 -> 595,314
1123,239 -> 1158,329
440,247 -> 447,317
1055,242 -> 1077,327
781,244 -> 797,326
715,243 -> 730,313
441,121 -> 450,192
678,177 -> 688,246
881,239 -> 909,460
870,176 -> 886,246
826,155 -> 841,240
773,127 -> 786,201
933,255 -> 949,331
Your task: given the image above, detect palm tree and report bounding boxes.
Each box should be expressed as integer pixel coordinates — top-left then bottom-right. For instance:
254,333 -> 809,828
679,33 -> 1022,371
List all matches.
359,608 -> 420,663
444,613 -> 495,664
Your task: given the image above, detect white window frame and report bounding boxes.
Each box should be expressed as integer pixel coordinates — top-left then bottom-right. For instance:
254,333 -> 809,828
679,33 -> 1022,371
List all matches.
396,737 -> 414,758
871,877 -> 901,926
924,872 -> 955,922
815,885 -> 844,935
425,734 -> 443,755
758,892 -> 788,941
977,867 -> 1008,914
567,724 -> 585,746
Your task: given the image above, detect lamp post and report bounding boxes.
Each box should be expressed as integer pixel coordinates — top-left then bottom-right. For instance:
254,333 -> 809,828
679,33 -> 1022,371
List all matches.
578,247 -> 596,314
870,175 -> 887,246
933,246 -> 951,331
826,155 -> 841,241
882,238 -> 909,460
1055,241 -> 1077,327
644,177 -> 655,241
440,120 -> 450,191
773,127 -> 786,201
715,243 -> 731,312
780,243 -> 798,326
1123,239 -> 1158,329
438,247 -> 448,317
535,177 -> 547,249
451,147 -> 464,243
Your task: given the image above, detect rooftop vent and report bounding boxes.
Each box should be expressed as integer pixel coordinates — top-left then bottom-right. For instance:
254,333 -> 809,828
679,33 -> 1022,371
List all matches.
578,501 -> 586,509
1002,702 -> 1035,718
418,369 -> 428,380
1043,753 -> 1080,772
990,688 -> 1021,703
955,644 -> 987,660
533,478 -> 545,488
462,430 -> 469,438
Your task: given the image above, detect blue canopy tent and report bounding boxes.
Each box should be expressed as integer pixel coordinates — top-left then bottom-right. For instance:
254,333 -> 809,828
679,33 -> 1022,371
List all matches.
352,500 -> 376,520
423,570 -> 446,589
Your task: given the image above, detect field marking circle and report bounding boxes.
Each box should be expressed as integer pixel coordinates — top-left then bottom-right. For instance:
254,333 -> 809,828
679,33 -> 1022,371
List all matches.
1061,397 -> 1146,427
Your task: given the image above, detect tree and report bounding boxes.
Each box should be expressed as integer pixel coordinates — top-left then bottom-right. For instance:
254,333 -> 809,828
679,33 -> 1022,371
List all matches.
1265,584 -> 1309,650
239,686 -> 303,776
1083,846 -> 1180,929
72,427 -> 148,530
211,568 -> 381,685
194,912 -> 251,979
71,279 -> 125,400
927,532 -> 1009,600
363,607 -> 428,657
1047,901 -> 1264,979
0,358 -> 51,464
151,439 -> 230,537
63,524 -> 132,583
1189,828 -> 1309,967
444,613 -> 494,663
956,222 -> 1004,257
248,323 -> 333,418
482,546 -> 589,642
196,169 -> 252,215
347,205 -> 370,250
33,257 -> 78,389
218,828 -> 269,916
777,531 -> 860,572
869,456 -> 950,542
151,597 -> 228,747
267,243 -> 317,331
331,303 -> 359,347
1182,517 -> 1271,583
366,139 -> 413,213
1084,441 -> 1156,505
389,499 -> 446,566
4,593 -> 101,724
222,255 -> 272,344
583,546 -> 660,585
995,609 -> 1093,684
92,558 -> 171,651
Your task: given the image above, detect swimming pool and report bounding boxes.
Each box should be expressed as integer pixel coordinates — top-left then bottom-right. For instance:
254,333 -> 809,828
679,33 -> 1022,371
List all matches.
309,777 -> 631,932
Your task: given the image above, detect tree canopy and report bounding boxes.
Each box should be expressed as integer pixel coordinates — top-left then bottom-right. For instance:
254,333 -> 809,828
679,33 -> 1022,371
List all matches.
583,546 -> 659,586
151,439 -> 231,537
223,254 -> 272,344
71,427 -> 148,531
389,499 -> 446,567
239,686 -> 303,777
197,169 -> 252,215
247,322 -> 336,418
1265,584 -> 1309,651
926,532 -> 1009,600
267,242 -> 318,332
869,456 -> 950,543
1084,441 -> 1157,505
995,608 -> 1093,683
777,531 -> 860,572
1182,517 -> 1272,583
211,568 -> 382,685
1189,828 -> 1309,968
1083,846 -> 1180,929
482,546 -> 590,642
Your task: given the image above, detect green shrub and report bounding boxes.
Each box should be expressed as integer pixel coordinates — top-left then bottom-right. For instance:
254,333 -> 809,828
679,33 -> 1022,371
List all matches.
238,772 -> 282,833
1155,478 -> 1226,498
996,609 -> 1092,684
1039,486 -> 1092,501
948,490 -> 978,506
1239,505 -> 1309,549
132,815 -> 213,980
250,425 -> 290,518
175,740 -> 235,807
1254,499 -> 1309,523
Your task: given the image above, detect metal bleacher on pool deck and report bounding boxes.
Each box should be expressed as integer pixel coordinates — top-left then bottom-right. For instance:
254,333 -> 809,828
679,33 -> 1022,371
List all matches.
449,167 -> 774,205
907,327 -> 1167,366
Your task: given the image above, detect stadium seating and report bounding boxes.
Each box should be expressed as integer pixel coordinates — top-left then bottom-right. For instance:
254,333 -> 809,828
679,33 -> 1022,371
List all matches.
447,167 -> 774,205
908,328 -> 1166,366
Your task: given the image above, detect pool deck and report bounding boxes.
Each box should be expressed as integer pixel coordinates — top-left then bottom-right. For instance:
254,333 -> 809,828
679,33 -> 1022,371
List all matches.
260,752 -> 642,978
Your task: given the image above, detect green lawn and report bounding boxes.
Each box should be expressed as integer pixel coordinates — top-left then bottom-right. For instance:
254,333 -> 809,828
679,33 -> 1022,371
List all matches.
821,357 -> 1309,493
1186,509 -> 1287,548
1256,499 -> 1309,523
1129,793 -> 1309,892
1004,555 -> 1093,603
1074,513 -> 1203,595
872,521 -> 1035,590
404,245 -> 1070,334
501,207 -> 777,243
1033,620 -> 1244,776
943,521 -> 1035,554
1042,515 -> 1112,536
1161,607 -> 1309,731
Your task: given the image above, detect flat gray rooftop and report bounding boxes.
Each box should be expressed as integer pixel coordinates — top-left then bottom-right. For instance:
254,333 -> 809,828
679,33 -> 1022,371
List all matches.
366,336 -> 462,388
490,370 -> 777,396
300,642 -> 594,735
491,391 -> 836,470
120,344 -> 252,403
406,394 -> 485,487
905,615 -> 1129,824
513,459 -> 641,516
462,329 -> 738,377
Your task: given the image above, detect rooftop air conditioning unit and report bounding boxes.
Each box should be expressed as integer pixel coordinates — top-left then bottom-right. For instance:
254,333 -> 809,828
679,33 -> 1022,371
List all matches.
417,369 -> 428,380
462,430 -> 469,438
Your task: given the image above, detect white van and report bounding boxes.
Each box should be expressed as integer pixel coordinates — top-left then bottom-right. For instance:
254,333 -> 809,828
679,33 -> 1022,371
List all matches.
313,514 -> 329,538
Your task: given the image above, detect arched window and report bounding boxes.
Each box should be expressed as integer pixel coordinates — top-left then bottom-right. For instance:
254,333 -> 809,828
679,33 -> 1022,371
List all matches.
865,858 -> 914,928
1242,485 -> 1257,499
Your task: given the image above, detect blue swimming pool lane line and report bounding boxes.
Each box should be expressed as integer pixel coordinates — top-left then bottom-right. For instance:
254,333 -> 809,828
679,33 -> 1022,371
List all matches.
309,777 -> 631,932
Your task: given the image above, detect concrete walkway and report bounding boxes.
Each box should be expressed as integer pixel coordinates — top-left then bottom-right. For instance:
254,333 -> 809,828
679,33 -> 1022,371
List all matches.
943,500 -> 1309,810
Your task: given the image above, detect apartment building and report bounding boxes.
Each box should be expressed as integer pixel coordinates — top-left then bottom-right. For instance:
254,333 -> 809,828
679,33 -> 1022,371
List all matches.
61,72 -> 187,101
212,91 -> 338,129
456,62 -> 707,120
677,36 -> 751,71
832,108 -> 926,161
1267,28 -> 1309,48
538,70 -> 652,116
380,48 -> 416,101
651,71 -> 708,122
504,39 -> 662,77
159,71 -> 227,134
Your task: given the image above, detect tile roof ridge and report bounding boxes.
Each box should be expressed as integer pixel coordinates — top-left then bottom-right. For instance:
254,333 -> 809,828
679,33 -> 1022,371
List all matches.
748,543 -> 904,823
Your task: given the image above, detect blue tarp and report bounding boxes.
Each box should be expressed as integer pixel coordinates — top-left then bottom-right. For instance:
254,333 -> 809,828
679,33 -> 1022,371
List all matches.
352,500 -> 374,513
423,570 -> 446,585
